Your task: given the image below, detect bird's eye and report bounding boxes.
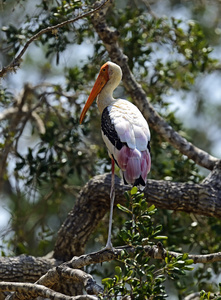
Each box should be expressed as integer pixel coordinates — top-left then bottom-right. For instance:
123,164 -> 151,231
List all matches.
103,68 -> 106,71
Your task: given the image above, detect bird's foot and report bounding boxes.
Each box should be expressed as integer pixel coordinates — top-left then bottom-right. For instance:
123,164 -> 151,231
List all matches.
100,241 -> 115,252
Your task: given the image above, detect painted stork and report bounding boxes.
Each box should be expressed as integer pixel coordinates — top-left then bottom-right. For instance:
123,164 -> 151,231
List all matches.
80,61 -> 151,249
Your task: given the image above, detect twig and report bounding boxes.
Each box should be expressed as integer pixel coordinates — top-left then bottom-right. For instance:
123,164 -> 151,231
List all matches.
0,107 -> 19,121
0,0 -> 109,78
141,0 -> 158,19
184,292 -> 201,300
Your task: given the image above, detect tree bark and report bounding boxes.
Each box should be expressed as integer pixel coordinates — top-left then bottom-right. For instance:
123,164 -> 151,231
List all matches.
0,254 -> 60,282
54,161 -> 221,260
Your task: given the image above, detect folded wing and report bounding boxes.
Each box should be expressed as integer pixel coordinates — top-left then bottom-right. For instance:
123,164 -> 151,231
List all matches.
101,99 -> 151,189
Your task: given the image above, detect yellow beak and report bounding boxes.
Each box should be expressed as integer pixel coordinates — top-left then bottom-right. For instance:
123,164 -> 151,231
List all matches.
79,64 -> 109,124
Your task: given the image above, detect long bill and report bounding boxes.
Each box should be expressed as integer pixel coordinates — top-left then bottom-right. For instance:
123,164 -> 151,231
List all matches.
79,69 -> 109,124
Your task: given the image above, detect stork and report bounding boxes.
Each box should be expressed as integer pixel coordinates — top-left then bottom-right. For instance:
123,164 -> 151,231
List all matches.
79,61 -> 151,249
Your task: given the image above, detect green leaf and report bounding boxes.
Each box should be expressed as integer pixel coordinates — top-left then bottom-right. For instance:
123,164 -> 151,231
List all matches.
183,266 -> 194,271
124,191 -> 131,202
15,161 -> 25,171
102,277 -> 114,288
131,186 -> 138,195
147,204 -> 156,212
182,253 -> 189,260
185,259 -> 194,265
115,266 -> 122,276
174,260 -> 186,269
173,267 -> 185,275
154,235 -> 168,240
117,204 -> 132,214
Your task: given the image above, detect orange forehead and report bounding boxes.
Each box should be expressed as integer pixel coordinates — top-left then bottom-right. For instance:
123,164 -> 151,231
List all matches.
101,62 -> 109,70
99,62 -> 109,81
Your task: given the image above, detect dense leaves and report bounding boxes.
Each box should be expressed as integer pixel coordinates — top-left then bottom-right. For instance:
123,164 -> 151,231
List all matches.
101,189 -> 195,299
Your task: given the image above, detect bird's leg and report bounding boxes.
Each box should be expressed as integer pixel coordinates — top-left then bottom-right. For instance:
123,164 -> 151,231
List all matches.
105,158 -> 115,250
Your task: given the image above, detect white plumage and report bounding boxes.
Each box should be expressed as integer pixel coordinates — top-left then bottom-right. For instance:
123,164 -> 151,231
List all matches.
109,99 -> 150,150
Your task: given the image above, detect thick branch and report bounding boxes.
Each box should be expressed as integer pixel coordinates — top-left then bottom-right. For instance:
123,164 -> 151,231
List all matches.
7,264 -> 103,300
34,266 -> 103,296
0,282 -> 98,300
0,254 -> 60,282
0,0 -> 109,78
56,267 -> 103,296
1,282 -> 71,300
91,1 -> 219,171
54,167 -> 221,260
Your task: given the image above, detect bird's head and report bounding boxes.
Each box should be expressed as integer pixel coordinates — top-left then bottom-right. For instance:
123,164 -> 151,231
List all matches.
79,61 -> 122,124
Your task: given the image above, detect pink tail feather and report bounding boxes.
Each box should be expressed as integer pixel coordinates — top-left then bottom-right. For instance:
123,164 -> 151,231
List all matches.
116,145 -> 151,187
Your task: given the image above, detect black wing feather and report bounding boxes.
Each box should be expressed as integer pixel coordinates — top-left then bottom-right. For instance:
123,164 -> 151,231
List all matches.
101,106 -> 123,151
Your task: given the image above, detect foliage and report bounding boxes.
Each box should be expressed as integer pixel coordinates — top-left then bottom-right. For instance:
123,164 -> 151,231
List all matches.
101,188 -> 195,299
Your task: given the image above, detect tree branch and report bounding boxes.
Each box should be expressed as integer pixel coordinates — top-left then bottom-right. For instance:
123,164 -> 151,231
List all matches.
0,282 -> 98,300
184,293 -> 201,300
4,258 -> 102,300
0,254 -> 61,282
1,242 -> 221,299
90,0 -> 219,171
61,242 -> 221,267
0,0 -> 109,78
56,267 -> 103,296
53,167 -> 221,260
34,266 -> 103,296
140,0 -> 158,19
1,242 -> 221,286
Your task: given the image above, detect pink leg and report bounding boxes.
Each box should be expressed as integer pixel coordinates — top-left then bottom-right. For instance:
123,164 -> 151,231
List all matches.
105,158 -> 115,249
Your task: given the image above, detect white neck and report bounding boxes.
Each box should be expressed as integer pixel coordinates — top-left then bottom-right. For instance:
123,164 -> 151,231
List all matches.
96,84 -> 115,113
96,64 -> 122,113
